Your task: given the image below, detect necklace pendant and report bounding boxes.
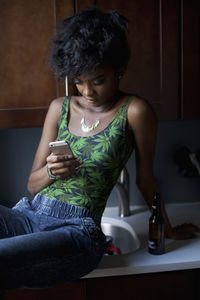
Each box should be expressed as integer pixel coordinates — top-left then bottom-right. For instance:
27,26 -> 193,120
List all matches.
81,117 -> 100,133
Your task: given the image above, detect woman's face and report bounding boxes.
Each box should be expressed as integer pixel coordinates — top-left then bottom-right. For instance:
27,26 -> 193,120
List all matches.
73,65 -> 120,108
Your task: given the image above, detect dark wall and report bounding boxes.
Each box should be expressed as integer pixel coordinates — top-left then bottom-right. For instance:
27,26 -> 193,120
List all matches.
0,127 -> 42,207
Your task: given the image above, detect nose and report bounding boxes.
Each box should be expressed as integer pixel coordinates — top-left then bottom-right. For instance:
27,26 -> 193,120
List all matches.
82,83 -> 94,98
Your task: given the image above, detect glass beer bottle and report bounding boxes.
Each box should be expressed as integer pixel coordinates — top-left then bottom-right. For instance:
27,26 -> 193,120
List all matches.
148,192 -> 165,255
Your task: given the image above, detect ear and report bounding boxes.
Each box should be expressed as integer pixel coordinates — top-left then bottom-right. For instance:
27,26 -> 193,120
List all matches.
117,64 -> 127,79
117,65 -> 127,79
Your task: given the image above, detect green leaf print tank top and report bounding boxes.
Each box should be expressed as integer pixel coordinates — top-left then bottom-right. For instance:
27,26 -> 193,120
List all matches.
39,96 -> 135,216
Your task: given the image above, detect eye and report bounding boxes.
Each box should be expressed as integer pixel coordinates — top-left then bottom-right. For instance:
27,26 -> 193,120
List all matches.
93,79 -> 105,86
73,79 -> 82,85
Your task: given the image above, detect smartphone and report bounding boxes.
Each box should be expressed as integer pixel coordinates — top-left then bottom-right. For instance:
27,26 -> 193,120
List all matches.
49,140 -> 73,156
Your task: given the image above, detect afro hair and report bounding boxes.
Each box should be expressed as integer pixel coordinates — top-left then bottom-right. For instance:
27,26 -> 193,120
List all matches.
48,7 -> 130,79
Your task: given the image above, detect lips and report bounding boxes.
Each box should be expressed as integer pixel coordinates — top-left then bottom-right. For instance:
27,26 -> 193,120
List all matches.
85,97 -> 97,102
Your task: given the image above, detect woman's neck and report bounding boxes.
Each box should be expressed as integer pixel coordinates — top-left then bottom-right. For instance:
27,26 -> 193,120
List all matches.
78,90 -> 126,114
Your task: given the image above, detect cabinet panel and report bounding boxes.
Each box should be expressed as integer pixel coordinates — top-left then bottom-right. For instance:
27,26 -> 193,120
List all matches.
76,0 -> 95,11
55,0 -> 78,98
0,0 -> 74,128
181,0 -> 200,119
4,281 -> 85,300
86,269 -> 200,300
0,0 -> 55,109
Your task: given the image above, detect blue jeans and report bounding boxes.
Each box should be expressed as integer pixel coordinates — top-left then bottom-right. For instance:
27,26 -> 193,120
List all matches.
0,194 -> 106,290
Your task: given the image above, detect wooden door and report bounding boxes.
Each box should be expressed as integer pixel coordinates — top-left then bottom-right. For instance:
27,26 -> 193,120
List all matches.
0,0 -> 75,128
1,0 -> 199,128
181,0 -> 200,119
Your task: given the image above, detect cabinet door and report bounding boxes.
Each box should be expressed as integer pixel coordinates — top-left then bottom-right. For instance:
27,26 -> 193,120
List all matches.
76,0 -> 94,10
94,0 -> 179,120
181,0 -> 200,119
85,269 -> 200,300
1,0 -> 198,128
4,281 -> 85,300
0,0 -> 74,128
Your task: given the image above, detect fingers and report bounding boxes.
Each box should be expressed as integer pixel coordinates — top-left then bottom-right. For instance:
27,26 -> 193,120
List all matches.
175,223 -> 200,233
47,153 -> 74,163
46,154 -> 83,178
183,223 -> 200,232
172,230 -> 195,240
170,223 -> 200,240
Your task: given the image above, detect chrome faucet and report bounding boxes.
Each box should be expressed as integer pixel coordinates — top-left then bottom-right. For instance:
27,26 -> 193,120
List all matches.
115,167 -> 131,217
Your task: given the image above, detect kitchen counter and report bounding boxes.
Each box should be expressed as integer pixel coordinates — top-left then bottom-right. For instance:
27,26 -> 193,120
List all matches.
84,202 -> 200,278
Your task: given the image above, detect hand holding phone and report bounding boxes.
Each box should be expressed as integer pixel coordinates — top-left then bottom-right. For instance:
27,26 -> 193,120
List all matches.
47,140 -> 82,179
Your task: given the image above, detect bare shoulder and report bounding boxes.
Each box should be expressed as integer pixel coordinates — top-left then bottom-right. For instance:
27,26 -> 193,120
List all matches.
127,96 -> 157,128
49,97 -> 65,111
128,96 -> 155,118
42,97 -> 65,129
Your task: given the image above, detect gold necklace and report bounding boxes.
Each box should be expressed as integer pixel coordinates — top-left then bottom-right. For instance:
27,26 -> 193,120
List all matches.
81,117 -> 100,133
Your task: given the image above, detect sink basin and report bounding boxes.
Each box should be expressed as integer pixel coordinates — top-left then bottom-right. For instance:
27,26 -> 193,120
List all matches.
101,217 -> 140,254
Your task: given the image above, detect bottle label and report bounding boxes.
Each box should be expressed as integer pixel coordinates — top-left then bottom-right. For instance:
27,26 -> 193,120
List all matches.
148,240 -> 157,249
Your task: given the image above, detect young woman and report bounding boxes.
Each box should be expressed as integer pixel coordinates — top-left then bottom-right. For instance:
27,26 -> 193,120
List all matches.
0,7 -> 199,292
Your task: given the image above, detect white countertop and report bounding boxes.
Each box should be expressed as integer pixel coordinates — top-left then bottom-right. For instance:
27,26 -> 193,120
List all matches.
84,202 -> 200,278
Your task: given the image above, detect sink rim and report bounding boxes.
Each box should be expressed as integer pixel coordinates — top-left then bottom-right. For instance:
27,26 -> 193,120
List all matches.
101,216 -> 140,253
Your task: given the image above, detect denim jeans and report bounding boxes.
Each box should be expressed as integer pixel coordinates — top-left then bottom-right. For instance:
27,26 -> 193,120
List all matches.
0,194 -> 106,290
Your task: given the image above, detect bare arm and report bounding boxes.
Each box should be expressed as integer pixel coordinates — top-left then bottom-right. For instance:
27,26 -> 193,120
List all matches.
27,97 -> 82,195
128,97 -> 172,235
128,97 -> 199,239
